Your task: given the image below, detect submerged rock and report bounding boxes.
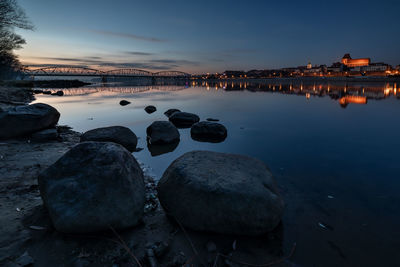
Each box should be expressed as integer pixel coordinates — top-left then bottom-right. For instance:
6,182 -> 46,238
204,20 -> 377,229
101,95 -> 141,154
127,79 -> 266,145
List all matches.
0,103 -> 60,139
31,128 -> 58,142
51,90 -> 64,96
145,105 -> 157,114
190,121 -> 227,143
157,151 -> 284,235
38,142 -> 145,233
169,112 -> 200,128
164,108 -> 181,118
146,121 -> 180,145
206,118 -> 219,122
119,100 -> 131,106
80,126 -> 138,152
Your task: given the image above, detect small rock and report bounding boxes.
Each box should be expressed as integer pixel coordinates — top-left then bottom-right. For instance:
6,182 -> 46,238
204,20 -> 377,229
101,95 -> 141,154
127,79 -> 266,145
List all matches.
190,121 -> 227,143
15,251 -> 34,266
206,241 -> 217,253
119,100 -> 131,106
80,126 -> 138,152
164,109 -> 181,118
145,105 -> 157,114
42,91 -> 52,95
152,241 -> 169,258
51,90 -> 64,96
146,121 -> 180,145
169,252 -> 186,267
169,112 -> 200,128
33,89 -> 43,94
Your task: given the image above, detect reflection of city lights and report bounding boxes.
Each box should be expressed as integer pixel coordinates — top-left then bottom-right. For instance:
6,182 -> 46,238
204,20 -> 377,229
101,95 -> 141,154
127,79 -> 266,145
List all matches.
306,93 -> 310,99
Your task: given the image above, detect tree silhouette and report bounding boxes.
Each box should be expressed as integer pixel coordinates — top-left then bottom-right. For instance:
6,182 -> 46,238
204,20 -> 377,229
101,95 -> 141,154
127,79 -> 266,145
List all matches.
0,0 -> 33,79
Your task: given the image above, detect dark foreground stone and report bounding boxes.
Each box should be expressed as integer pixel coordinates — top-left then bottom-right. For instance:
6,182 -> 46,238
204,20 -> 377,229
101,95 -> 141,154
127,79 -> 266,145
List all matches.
119,100 -> 131,106
145,105 -> 157,114
80,126 -> 137,152
31,128 -> 58,142
157,151 -> 284,235
38,142 -> 145,233
190,121 -> 227,143
169,112 -> 200,128
0,103 -> 60,139
164,109 -> 181,118
146,121 -> 180,145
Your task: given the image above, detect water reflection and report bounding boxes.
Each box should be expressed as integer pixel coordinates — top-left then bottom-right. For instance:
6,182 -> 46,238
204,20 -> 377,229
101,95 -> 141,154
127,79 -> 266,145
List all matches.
39,81 -> 399,109
147,142 -> 179,156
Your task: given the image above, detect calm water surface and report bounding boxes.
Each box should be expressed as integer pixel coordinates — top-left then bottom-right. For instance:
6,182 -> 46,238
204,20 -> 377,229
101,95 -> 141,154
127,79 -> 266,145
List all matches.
34,81 -> 400,266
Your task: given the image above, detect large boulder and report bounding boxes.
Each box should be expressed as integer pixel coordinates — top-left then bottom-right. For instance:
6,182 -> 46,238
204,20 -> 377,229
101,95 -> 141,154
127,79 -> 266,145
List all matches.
80,126 -> 137,152
157,151 -> 284,235
190,121 -> 227,143
146,121 -> 180,145
0,103 -> 60,139
169,112 -> 200,128
38,142 -> 145,233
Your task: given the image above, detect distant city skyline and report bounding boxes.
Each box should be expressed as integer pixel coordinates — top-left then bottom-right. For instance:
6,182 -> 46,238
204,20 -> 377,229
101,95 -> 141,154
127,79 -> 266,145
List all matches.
15,0 -> 400,73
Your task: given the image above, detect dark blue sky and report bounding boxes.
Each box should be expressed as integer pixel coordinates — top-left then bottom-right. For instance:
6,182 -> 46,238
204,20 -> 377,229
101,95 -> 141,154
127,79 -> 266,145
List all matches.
16,0 -> 400,73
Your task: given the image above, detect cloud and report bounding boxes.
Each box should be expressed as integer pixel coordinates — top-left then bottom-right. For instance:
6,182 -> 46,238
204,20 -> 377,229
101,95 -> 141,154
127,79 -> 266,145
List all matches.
97,62 -> 173,70
91,30 -> 166,43
150,59 -> 199,65
124,51 -> 154,56
27,56 -> 197,71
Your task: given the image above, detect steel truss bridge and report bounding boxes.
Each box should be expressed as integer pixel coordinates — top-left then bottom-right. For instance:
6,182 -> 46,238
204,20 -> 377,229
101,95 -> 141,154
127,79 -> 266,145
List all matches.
23,66 -> 191,78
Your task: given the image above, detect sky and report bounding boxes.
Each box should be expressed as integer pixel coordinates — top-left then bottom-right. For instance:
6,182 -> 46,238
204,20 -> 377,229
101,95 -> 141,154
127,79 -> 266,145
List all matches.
15,0 -> 400,74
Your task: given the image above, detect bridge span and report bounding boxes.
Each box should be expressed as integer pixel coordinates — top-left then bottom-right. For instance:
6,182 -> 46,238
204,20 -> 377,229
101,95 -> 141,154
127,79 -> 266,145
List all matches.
23,66 -> 191,78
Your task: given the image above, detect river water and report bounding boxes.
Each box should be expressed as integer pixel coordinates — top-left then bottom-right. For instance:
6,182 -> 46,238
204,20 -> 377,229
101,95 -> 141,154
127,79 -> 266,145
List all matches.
34,80 -> 400,266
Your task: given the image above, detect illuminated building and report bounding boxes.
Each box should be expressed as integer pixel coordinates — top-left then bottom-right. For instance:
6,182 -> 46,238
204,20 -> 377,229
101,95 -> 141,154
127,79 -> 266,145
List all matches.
339,95 -> 367,108
341,53 -> 370,67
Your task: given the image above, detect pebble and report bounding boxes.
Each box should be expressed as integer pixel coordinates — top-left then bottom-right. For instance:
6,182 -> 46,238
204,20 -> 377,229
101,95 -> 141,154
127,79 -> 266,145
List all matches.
206,241 -> 217,252
15,251 -> 34,266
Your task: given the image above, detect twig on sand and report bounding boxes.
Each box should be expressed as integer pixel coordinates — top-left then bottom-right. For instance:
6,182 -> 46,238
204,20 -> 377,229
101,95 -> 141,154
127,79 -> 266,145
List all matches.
213,242 -> 297,267
173,216 -> 207,266
109,226 -> 143,267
